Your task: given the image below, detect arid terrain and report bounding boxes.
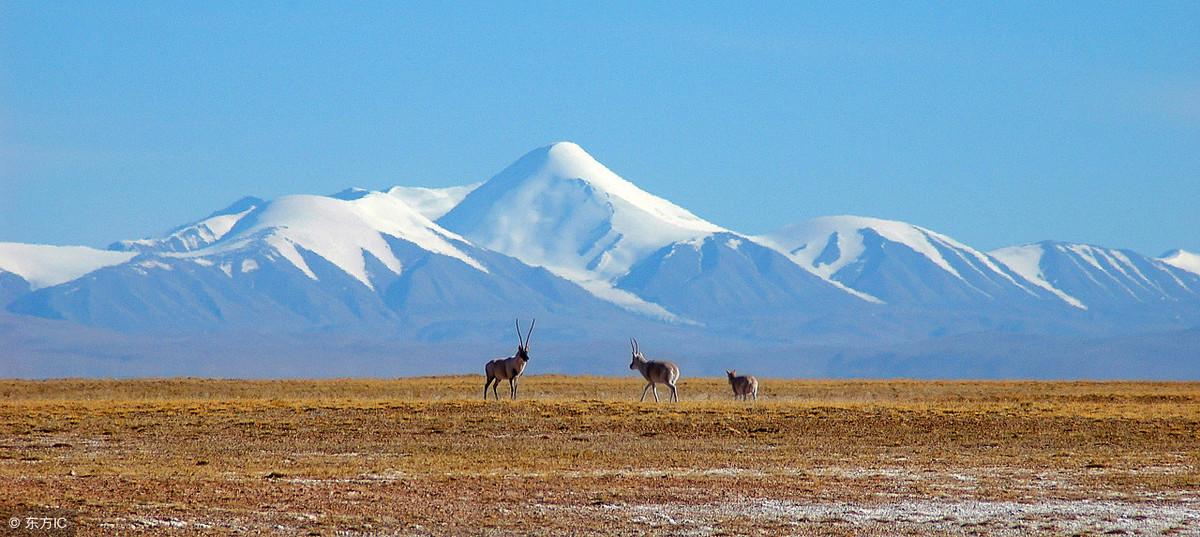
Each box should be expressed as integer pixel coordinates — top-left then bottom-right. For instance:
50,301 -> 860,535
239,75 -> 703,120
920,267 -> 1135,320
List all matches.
1,376 -> 1198,536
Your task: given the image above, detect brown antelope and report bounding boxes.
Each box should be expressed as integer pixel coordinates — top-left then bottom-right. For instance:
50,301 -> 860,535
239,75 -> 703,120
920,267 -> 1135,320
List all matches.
484,319 -> 535,400
628,338 -> 680,402
726,370 -> 758,401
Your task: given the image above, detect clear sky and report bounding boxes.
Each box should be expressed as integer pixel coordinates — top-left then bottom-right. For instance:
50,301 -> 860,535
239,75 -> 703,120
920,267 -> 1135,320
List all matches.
2,2 -> 1197,256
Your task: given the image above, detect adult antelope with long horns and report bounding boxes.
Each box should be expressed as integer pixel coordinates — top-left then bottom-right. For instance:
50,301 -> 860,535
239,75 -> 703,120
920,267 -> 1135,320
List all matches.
484,319 -> 535,400
628,338 -> 680,402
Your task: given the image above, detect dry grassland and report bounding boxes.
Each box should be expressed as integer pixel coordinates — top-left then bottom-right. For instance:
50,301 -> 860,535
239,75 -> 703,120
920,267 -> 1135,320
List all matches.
1,376 -> 1198,536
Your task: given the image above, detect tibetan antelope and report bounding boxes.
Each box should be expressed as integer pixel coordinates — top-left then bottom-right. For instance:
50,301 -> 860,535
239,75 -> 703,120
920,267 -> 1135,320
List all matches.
727,370 -> 758,401
484,319 -> 535,400
628,338 -> 680,402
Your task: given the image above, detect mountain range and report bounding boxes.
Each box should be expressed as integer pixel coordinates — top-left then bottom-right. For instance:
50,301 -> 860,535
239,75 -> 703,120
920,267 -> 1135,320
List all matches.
2,142 -> 1198,379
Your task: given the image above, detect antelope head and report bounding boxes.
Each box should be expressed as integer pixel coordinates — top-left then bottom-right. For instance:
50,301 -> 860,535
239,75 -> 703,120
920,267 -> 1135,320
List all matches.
726,369 -> 737,379
629,338 -> 645,370
515,319 -> 535,361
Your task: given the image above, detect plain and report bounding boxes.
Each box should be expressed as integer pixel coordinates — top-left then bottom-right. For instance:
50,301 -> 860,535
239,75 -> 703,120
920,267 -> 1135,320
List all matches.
1,376 -> 1199,536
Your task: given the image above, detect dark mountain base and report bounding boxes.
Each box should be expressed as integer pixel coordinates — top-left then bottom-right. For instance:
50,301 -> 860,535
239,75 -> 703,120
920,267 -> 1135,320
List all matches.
4,313 -> 1196,380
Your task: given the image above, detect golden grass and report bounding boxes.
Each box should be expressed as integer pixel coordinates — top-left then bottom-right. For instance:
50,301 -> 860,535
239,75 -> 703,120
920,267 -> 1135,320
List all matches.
2,376 -> 1198,536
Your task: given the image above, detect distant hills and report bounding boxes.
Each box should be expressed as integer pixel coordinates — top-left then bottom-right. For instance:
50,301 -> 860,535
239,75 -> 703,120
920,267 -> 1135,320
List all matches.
2,142 -> 1198,379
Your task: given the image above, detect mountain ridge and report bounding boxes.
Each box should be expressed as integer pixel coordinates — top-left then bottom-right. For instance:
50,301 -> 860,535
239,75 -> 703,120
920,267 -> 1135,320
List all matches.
2,142 -> 1198,378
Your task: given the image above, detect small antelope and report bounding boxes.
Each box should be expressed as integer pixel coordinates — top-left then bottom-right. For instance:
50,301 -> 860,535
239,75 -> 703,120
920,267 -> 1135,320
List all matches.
484,319 -> 535,400
726,370 -> 758,401
628,338 -> 680,402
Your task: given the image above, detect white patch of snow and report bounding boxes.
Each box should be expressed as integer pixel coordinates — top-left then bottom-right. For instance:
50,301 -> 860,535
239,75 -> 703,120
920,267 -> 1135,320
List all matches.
1054,244 -> 1111,290
828,280 -> 885,304
936,235 -> 1037,294
0,243 -> 137,290
1105,249 -> 1165,295
240,259 -> 259,273
353,192 -> 485,272
136,260 -> 172,271
725,237 -> 742,250
1066,244 -> 1108,275
1161,249 -> 1200,276
386,183 -> 481,220
863,217 -> 963,278
990,244 -> 1087,309
120,206 -> 256,252
1065,244 -> 1140,298
571,278 -> 698,325
752,223 -> 885,304
265,237 -> 318,280
742,499 -> 1199,535
203,209 -> 253,239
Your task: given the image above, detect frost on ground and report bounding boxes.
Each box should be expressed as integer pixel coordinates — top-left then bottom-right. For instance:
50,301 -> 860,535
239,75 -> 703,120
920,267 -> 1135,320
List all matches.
574,498 -> 1200,536
5,378 -> 1199,536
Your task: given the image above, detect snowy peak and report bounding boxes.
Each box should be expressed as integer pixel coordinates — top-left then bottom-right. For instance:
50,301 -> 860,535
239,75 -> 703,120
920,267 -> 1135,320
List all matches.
111,196 -> 264,254
528,142 -> 721,233
438,142 -> 723,283
197,192 -> 486,289
992,241 -> 1200,310
0,242 -> 136,290
756,216 -> 1046,306
757,216 -> 971,280
1160,249 -> 1200,276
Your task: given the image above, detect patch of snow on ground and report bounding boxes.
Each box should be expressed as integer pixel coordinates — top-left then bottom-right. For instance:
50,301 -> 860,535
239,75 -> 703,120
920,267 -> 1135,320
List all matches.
569,498 -> 1200,536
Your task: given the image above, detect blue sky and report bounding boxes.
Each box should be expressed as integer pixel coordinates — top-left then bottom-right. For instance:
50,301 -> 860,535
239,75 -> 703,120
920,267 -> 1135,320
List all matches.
2,2 -> 1197,256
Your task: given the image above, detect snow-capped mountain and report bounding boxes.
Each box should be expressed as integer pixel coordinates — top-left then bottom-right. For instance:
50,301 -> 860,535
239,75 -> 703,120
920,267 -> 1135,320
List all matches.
3,141 -> 1199,379
437,143 -> 726,318
8,187 -> 643,334
755,216 -> 1058,308
991,241 -> 1200,311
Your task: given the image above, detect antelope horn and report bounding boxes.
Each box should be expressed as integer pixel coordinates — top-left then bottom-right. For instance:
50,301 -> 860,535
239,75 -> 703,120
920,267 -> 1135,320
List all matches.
524,319 -> 535,349
515,319 -> 524,348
